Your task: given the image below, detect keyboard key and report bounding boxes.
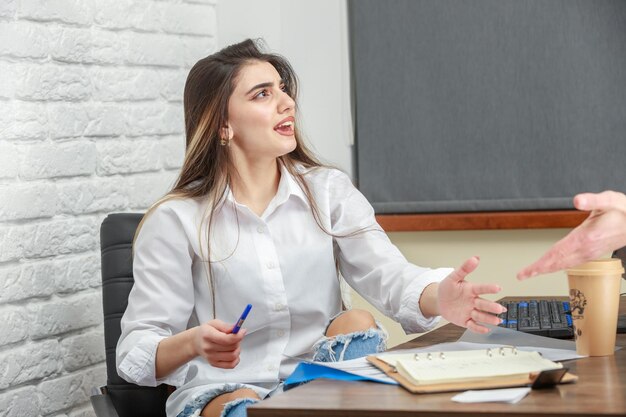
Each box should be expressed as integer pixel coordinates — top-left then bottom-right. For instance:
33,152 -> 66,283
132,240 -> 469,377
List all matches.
538,300 -> 552,329
519,317 -> 541,332
550,300 -> 561,323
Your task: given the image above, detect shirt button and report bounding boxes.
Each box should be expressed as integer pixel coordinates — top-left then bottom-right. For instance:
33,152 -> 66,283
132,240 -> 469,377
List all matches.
277,330 -> 285,337
267,261 -> 275,269
274,303 -> 285,311
257,226 -> 265,233
267,364 -> 276,371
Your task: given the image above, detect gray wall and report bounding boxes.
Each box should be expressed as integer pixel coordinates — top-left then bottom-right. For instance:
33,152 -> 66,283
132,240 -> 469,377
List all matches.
351,0 -> 626,213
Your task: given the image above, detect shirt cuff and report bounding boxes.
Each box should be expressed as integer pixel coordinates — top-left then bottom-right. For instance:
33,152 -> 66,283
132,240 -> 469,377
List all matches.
397,267 -> 453,334
118,334 -> 189,387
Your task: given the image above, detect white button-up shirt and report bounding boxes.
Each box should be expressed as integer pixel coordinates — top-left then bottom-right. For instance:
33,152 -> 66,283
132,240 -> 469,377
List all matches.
116,164 -> 452,416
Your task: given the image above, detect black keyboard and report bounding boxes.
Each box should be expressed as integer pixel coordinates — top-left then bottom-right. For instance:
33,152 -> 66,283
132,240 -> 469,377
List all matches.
498,299 -> 574,339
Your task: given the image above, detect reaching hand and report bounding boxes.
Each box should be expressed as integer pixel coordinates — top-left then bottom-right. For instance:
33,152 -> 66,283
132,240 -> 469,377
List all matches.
193,319 -> 246,369
517,191 -> 626,280
437,256 -> 506,334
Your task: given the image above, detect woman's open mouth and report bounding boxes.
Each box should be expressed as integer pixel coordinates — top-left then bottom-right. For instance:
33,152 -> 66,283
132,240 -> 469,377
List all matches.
274,117 -> 295,136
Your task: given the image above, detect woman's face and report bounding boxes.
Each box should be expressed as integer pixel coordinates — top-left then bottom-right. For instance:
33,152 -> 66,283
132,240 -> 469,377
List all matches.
227,60 -> 297,162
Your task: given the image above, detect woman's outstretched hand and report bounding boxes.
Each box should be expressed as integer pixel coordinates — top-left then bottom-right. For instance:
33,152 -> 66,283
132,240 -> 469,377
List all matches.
193,319 -> 246,369
437,256 -> 506,334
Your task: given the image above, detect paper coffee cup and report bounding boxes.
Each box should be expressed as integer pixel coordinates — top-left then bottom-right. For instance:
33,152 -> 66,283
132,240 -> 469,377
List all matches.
566,259 -> 624,356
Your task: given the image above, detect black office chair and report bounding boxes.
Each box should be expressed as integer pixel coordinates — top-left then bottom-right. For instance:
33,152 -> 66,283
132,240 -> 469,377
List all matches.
613,247 -> 626,271
612,247 -> 626,334
91,213 -> 171,417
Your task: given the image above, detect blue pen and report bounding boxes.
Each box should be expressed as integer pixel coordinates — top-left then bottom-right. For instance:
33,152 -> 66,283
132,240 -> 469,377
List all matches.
232,304 -> 252,334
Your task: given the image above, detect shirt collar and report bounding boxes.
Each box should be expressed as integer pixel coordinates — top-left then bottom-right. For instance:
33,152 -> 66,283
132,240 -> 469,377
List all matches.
276,162 -> 309,207
223,162 -> 310,210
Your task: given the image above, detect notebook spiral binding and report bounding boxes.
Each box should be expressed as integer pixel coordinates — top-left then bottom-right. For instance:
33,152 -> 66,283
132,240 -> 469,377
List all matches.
412,346 -> 519,361
486,346 -> 518,357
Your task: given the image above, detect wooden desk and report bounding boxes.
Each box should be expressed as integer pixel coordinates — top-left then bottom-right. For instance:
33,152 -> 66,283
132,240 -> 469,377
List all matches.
249,297 -> 626,417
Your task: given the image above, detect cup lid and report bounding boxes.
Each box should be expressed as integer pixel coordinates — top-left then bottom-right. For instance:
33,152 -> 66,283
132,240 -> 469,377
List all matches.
566,258 -> 625,276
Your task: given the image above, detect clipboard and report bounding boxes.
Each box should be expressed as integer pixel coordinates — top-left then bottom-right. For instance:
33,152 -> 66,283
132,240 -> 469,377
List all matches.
366,354 -> 577,394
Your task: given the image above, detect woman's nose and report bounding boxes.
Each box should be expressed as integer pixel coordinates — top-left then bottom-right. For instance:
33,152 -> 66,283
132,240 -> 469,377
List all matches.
278,91 -> 295,113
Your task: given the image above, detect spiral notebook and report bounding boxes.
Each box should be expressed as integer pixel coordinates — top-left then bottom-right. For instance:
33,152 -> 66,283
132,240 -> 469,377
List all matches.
367,347 -> 577,394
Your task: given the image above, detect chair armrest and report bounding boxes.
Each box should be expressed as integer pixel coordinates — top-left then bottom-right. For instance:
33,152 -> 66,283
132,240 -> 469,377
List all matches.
90,392 -> 120,417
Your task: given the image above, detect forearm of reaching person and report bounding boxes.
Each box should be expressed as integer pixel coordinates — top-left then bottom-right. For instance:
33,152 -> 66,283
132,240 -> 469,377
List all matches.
517,191 -> 626,280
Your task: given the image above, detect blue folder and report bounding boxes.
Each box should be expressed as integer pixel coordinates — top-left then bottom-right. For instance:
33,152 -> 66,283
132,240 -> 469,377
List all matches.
284,362 -> 398,390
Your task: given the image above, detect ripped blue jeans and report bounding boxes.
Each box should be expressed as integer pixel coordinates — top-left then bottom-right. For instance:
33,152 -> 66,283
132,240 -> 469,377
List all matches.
177,385 -> 260,417
220,397 -> 259,417
312,323 -> 388,362
178,324 -> 387,417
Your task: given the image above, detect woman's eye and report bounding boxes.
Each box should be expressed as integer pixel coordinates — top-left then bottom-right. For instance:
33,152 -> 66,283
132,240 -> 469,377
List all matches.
254,89 -> 269,99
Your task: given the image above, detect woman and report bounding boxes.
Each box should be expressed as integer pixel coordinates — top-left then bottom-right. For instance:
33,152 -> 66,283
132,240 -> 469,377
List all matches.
117,39 -> 506,417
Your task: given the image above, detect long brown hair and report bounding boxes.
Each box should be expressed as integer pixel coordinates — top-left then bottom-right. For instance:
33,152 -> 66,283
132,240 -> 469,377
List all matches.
136,39 -> 333,316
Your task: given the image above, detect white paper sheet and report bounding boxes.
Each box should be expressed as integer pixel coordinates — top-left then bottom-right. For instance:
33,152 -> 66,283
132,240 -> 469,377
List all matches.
451,387 -> 531,404
457,325 -> 585,361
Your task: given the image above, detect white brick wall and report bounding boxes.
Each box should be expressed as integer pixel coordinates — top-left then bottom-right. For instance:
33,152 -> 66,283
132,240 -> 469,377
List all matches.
0,0 -> 216,415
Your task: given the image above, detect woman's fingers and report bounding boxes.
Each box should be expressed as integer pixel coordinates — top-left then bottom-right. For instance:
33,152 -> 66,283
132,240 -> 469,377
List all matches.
204,324 -> 245,346
465,319 -> 490,334
203,336 -> 240,352
448,256 -> 480,283
471,309 -> 502,326
210,319 -> 242,334
519,228 -> 589,280
196,320 -> 246,359
210,357 -> 241,369
574,190 -> 626,212
199,333 -> 242,365
208,348 -> 241,363
474,297 -> 506,315
470,283 -> 502,296
519,191 -> 626,280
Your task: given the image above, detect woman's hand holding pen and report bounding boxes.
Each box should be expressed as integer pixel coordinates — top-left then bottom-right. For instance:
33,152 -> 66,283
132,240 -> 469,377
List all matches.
436,256 -> 507,334
193,320 -> 246,369
155,309 -> 250,378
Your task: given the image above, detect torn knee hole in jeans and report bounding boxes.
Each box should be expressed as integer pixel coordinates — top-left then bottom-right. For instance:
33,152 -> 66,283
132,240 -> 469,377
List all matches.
312,326 -> 388,362
177,384 -> 247,417
220,397 -> 259,417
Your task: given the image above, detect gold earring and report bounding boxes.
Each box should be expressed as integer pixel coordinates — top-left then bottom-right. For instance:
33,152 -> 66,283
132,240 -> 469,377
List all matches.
220,128 -> 232,146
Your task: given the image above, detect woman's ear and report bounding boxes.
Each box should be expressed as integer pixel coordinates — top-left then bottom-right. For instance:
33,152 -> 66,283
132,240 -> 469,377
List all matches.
220,126 -> 233,140
220,126 -> 233,146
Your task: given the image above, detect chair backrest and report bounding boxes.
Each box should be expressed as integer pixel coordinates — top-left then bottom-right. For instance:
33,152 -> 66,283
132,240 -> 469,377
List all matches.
100,213 -> 170,417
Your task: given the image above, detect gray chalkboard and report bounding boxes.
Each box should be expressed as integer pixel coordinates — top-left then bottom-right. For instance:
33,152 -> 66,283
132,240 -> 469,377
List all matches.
350,0 -> 626,213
